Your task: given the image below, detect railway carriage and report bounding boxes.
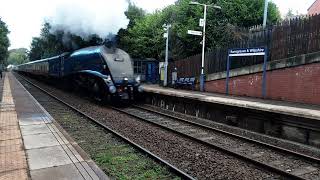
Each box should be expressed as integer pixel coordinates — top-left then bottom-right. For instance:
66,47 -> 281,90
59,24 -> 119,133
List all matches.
17,45 -> 143,101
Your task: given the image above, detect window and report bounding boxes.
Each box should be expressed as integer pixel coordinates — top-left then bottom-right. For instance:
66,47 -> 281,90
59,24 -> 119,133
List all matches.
134,61 -> 146,74
134,61 -> 139,74
141,62 -> 146,74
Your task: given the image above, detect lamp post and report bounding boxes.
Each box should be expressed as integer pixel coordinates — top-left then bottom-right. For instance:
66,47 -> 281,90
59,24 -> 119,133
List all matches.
163,24 -> 171,87
263,0 -> 269,29
189,1 -> 221,92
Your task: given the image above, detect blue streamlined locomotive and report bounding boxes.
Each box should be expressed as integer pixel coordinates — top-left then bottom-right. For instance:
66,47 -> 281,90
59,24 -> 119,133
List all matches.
17,45 -> 143,101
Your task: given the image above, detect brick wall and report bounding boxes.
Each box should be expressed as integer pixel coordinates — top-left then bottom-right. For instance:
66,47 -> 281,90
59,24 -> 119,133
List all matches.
205,63 -> 320,105
308,0 -> 320,15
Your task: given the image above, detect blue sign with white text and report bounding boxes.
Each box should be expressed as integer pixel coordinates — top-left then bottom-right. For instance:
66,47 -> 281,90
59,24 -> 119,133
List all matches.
226,46 -> 268,98
229,47 -> 266,57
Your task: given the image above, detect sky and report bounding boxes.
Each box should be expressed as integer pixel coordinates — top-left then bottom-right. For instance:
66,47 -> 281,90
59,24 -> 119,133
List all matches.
0,0 -> 316,50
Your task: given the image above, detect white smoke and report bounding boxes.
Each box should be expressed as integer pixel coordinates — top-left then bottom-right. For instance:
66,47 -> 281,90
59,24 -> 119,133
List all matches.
47,0 -> 130,39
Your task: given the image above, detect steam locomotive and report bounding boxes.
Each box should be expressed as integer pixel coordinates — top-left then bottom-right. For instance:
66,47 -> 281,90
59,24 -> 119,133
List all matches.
17,45 -> 143,101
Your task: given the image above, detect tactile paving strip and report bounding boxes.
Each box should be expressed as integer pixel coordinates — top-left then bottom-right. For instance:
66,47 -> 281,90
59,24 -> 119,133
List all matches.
0,139 -> 23,147
0,168 -> 28,180
0,128 -> 21,141
0,151 -> 27,173
0,141 -> 24,154
0,112 -> 18,127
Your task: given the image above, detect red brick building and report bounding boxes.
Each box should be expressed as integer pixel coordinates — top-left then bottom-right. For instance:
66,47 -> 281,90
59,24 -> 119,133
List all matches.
308,0 -> 320,15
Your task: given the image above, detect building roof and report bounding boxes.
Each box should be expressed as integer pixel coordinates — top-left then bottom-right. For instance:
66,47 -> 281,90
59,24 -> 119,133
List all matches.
308,0 -> 319,10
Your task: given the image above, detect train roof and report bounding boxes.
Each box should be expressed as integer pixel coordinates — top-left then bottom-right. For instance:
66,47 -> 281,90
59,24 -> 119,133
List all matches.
70,46 -> 125,57
17,52 -> 70,67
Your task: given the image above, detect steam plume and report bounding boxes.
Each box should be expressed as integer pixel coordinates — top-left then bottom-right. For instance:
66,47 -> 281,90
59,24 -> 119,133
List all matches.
48,0 -> 130,39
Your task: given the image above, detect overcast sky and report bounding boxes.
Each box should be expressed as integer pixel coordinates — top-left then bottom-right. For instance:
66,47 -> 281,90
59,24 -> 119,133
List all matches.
0,0 -> 315,50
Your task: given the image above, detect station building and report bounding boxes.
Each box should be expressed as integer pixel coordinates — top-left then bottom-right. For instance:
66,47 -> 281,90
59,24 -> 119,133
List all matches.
133,58 -> 159,84
308,0 -> 320,15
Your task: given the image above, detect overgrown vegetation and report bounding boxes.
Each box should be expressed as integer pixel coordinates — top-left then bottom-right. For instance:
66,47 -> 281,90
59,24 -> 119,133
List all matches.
7,48 -> 29,65
0,17 -> 10,66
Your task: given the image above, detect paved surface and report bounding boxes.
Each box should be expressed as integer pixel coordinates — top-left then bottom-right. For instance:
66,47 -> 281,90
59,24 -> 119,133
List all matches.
0,72 -> 108,180
143,84 -> 320,121
0,73 -> 28,180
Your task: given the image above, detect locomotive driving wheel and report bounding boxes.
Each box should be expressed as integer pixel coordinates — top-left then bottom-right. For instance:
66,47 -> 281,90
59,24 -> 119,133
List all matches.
93,81 -> 101,101
92,80 -> 107,102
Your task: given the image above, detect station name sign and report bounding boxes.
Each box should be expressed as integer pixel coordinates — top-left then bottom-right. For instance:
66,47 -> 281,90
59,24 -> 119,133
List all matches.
187,30 -> 203,36
229,47 -> 266,57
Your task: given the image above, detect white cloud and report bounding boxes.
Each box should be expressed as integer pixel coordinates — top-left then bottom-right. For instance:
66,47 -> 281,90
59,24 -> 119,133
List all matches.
271,0 -> 315,16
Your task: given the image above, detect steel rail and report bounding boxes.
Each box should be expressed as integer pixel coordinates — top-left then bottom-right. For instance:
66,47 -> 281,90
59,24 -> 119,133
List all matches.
134,104 -> 320,164
16,74 -> 196,180
111,106 -> 307,180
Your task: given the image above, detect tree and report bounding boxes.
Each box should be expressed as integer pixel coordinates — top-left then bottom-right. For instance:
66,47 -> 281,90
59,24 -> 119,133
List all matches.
117,3 -> 146,52
7,48 -> 29,65
216,0 -> 281,27
0,17 -> 10,65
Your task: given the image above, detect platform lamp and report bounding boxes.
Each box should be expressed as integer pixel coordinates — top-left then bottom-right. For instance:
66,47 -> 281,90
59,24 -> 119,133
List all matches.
263,0 -> 269,29
189,1 -> 221,92
163,24 -> 171,87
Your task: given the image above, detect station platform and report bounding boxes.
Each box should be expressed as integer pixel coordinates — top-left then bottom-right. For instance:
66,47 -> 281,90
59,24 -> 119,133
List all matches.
142,84 -> 320,121
0,72 -> 107,180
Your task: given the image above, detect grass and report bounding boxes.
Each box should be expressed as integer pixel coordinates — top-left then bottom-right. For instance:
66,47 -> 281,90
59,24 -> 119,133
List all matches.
94,145 -> 178,180
44,106 -> 180,180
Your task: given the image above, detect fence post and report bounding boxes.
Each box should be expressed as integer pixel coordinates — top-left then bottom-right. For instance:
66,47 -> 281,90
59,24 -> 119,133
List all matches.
226,54 -> 230,95
262,47 -> 268,98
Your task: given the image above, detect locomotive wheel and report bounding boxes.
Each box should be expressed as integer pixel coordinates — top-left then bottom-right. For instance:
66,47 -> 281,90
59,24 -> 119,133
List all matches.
92,80 -> 107,102
92,81 -> 101,101
71,75 -> 81,93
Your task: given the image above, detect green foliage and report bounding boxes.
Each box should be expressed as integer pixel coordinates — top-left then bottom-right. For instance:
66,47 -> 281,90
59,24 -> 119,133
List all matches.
0,17 -> 10,65
117,3 -> 146,54
7,48 -> 29,65
122,11 -> 166,59
117,0 -> 281,60
216,0 -> 280,27
95,145 -> 179,179
125,2 -> 146,28
29,22 -> 104,61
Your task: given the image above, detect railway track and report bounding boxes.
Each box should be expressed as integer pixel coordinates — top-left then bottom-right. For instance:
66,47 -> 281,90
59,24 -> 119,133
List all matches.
15,73 -> 196,180
16,73 -> 320,179
112,105 -> 320,180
